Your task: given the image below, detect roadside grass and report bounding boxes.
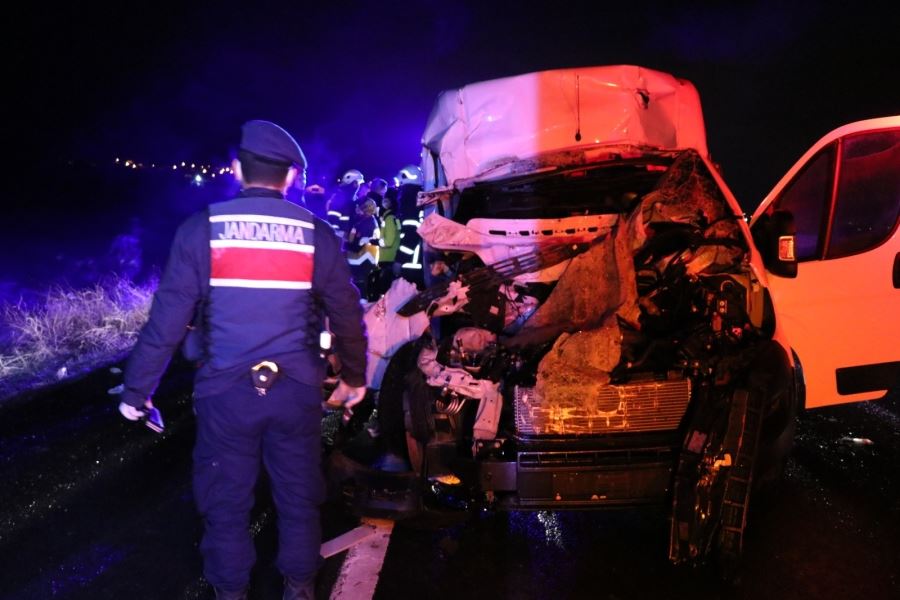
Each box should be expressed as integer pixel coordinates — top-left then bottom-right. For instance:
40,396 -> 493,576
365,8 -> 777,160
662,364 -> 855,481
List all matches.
0,276 -> 155,401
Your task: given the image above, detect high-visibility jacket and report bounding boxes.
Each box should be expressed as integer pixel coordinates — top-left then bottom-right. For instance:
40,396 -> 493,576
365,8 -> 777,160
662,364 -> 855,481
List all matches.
398,210 -> 424,272
378,209 -> 401,263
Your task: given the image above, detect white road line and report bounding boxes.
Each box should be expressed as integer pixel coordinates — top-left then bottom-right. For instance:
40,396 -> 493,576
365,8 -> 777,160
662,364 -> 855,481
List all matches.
329,518 -> 395,600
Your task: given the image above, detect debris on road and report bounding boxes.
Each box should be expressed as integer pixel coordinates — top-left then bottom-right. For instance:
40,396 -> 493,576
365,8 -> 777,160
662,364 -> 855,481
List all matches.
321,523 -> 378,558
838,436 -> 874,446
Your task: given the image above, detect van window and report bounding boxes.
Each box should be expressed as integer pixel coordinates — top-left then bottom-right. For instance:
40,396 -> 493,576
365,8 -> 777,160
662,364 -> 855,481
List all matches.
826,129 -> 900,259
770,145 -> 833,260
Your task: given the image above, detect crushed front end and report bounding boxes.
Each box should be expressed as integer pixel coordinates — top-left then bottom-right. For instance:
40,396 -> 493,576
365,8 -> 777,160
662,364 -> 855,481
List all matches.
339,147 -> 799,568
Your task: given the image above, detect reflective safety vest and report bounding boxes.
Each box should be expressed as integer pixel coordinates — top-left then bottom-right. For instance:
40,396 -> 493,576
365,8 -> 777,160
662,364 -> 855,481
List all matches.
326,209 -> 350,239
346,215 -> 380,266
206,194 -> 318,371
347,245 -> 379,265
378,210 -> 401,263
399,210 -> 424,272
326,189 -> 355,238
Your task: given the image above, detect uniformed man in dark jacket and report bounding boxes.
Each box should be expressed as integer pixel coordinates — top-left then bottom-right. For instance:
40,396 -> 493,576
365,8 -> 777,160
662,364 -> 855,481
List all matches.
118,120 -> 367,600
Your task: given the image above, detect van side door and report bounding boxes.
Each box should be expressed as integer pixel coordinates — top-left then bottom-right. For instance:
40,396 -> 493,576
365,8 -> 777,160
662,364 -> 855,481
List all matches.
756,127 -> 900,408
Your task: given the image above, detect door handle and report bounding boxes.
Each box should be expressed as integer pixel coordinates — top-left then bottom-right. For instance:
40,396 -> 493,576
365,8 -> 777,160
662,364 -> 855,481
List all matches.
894,253 -> 900,289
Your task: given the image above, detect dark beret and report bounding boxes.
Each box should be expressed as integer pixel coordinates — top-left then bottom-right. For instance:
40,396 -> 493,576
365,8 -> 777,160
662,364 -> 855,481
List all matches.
239,120 -> 307,168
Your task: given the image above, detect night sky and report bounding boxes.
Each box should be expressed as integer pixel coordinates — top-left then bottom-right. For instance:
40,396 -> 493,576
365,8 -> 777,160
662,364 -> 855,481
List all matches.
10,0 -> 900,208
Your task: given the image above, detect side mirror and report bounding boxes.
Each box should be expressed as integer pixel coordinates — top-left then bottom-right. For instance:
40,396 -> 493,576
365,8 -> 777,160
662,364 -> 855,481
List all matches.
751,209 -> 798,278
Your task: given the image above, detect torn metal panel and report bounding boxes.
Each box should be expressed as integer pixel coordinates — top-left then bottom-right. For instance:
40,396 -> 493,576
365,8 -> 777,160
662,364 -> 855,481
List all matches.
421,65 -> 708,187
426,280 -> 472,318
418,212 -> 617,283
362,278 -> 430,389
417,345 -> 499,403
416,187 -> 452,208
416,344 -> 503,447
397,241 -> 593,318
472,386 -> 502,443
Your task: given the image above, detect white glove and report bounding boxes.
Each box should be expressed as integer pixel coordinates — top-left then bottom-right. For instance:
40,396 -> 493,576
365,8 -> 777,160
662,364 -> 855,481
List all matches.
119,402 -> 143,420
118,400 -> 152,421
325,381 -> 367,422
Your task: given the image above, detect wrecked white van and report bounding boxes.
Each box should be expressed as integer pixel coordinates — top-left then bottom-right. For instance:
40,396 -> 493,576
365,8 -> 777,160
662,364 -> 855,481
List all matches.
329,65 -> 803,570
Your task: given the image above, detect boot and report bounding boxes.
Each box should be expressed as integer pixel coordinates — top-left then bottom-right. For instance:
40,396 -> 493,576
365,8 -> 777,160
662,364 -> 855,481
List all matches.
283,575 -> 315,600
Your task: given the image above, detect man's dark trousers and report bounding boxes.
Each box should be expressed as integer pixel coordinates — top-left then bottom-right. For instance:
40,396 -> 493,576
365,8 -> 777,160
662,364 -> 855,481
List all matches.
193,377 -> 324,592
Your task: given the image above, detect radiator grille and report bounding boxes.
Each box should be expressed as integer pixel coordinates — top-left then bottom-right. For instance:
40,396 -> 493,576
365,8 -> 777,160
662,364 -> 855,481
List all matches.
514,378 -> 691,436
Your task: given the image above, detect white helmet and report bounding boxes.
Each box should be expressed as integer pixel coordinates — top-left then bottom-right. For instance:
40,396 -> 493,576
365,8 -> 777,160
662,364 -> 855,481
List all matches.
396,164 -> 423,186
340,169 -> 365,186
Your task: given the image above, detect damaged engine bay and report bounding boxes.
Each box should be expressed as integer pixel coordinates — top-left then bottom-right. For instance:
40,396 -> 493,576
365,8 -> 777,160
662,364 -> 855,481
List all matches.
334,149 -> 797,570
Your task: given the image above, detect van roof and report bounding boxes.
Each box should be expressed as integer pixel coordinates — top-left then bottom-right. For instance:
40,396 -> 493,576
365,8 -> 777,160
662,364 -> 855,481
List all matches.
421,65 -> 708,187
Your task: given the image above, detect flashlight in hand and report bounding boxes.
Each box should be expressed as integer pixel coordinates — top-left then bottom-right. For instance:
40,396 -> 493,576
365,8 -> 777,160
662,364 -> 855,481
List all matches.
119,401 -> 165,433
140,406 -> 165,433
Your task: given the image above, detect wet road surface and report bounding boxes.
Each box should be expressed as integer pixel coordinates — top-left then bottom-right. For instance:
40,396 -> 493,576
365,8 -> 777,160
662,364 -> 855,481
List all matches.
1,360 -> 897,599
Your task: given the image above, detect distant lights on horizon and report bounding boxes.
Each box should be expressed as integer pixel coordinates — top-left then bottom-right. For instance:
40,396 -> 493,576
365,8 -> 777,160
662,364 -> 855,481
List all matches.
113,156 -> 233,177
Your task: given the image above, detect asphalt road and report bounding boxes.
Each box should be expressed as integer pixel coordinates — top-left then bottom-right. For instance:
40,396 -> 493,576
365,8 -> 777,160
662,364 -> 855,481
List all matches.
1,360 -> 897,600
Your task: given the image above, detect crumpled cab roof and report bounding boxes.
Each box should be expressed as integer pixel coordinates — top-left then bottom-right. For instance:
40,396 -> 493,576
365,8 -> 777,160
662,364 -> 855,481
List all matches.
421,65 -> 708,188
